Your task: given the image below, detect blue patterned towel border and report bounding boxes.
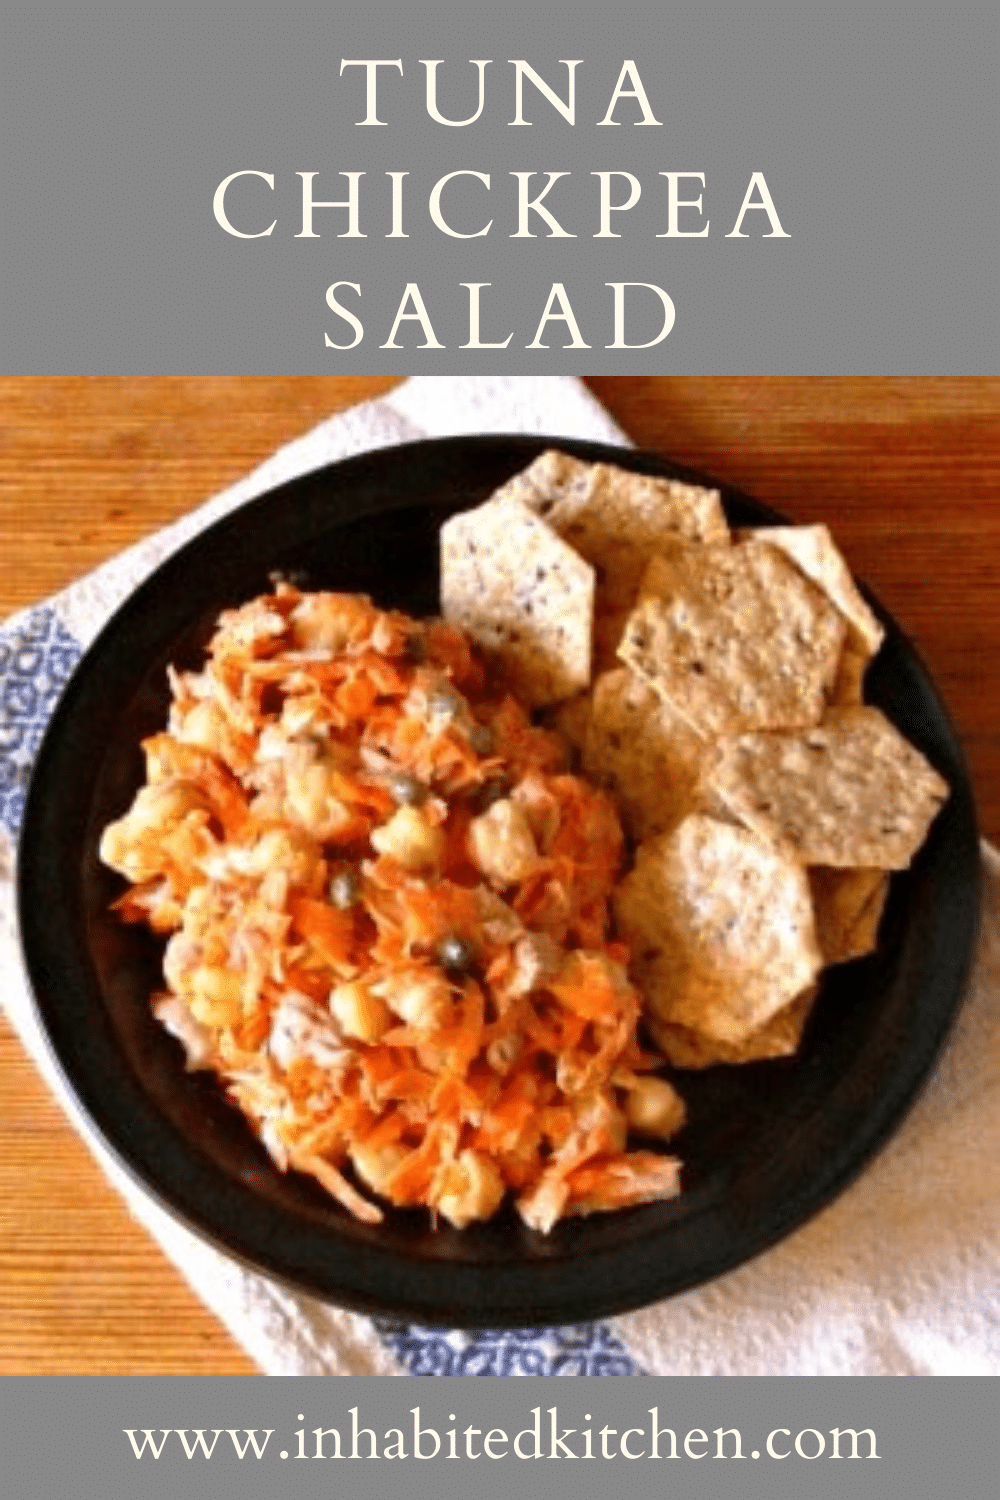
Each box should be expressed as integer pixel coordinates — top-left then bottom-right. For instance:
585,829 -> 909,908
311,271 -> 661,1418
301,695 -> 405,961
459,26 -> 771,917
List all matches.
375,1320 -> 643,1377
0,606 -> 83,838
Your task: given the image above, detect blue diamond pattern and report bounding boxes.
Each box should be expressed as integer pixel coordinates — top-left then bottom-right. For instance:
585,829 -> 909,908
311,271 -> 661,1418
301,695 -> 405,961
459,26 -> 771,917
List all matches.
373,1319 -> 644,1376
0,606 -> 82,836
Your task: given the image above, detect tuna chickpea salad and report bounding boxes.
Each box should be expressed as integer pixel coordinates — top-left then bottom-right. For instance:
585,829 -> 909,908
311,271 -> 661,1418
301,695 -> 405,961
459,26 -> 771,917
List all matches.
100,583 -> 685,1233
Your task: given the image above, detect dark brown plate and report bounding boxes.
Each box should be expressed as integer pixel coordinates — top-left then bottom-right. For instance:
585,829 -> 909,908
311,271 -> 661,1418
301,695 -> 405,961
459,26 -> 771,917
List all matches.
17,434 -> 980,1326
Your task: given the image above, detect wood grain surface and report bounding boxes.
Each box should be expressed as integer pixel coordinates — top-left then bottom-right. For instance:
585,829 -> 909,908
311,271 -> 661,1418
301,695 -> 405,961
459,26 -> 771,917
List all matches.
1,376 -> 998,1374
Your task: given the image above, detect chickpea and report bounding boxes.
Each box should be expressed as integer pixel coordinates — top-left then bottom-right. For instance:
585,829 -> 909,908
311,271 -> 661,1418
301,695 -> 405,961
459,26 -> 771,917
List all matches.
351,1142 -> 411,1196
435,1149 -> 506,1229
624,1077 -> 687,1141
467,797 -> 539,886
370,806 -> 444,871
187,966 -> 243,1029
329,868 -> 360,910
330,982 -> 392,1044
373,970 -> 452,1030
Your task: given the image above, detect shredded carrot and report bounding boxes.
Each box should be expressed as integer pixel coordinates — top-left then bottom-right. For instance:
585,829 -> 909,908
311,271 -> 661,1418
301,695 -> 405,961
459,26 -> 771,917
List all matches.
289,897 -> 356,968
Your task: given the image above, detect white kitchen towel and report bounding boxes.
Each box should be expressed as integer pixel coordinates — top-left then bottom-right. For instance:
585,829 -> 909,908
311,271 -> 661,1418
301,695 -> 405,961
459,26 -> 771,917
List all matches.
1,375 -> 997,1376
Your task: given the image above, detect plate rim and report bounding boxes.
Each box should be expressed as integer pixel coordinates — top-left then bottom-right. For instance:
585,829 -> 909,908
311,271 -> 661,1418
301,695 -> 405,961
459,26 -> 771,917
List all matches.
16,432 -> 982,1327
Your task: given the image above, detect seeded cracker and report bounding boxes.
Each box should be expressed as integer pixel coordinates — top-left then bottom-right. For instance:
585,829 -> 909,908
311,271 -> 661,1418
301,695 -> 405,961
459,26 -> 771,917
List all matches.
701,705 -> 949,869
589,541 -> 670,675
619,541 -> 847,736
809,867 -> 890,965
742,525 -> 885,658
613,814 -> 822,1045
441,496 -> 594,708
502,450 -> 730,670
532,462 -> 729,554
830,641 -> 869,705
583,668 -> 705,841
741,523 -> 885,710
498,450 -> 729,550
646,986 -> 818,1069
494,448 -> 595,510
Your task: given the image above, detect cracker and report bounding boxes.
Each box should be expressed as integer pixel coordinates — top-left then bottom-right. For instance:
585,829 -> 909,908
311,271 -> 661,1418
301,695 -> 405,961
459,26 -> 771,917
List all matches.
738,525 -> 883,707
810,866 -> 889,964
539,464 -> 729,555
583,668 -> 704,841
618,541 -> 847,736
613,814 -> 822,1045
830,640 -> 868,705
702,705 -> 949,869
848,873 -> 891,955
591,541 -> 664,673
441,497 -> 594,708
494,448 -> 594,512
502,450 -> 729,551
743,525 -> 885,658
501,452 -> 729,672
647,985 -> 818,1069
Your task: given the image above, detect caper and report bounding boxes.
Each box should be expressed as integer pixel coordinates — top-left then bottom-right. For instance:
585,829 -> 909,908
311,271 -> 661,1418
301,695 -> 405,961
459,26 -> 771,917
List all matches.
268,567 -> 309,588
473,777 -> 508,813
429,687 -> 462,722
437,934 -> 475,972
389,771 -> 425,806
329,868 -> 360,910
470,723 -> 495,756
405,631 -> 427,664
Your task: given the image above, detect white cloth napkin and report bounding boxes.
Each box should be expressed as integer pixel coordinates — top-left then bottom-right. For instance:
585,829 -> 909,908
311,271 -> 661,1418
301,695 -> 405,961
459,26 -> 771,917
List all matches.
2,376 -> 998,1376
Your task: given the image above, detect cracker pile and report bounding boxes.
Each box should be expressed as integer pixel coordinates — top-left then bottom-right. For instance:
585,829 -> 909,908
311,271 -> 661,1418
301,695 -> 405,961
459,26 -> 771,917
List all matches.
442,451 -> 949,1071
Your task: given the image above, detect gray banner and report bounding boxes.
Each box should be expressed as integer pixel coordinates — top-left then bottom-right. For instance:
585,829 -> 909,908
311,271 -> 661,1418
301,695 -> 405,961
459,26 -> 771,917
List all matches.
2,1376 -> 997,1500
1,3 -> 996,372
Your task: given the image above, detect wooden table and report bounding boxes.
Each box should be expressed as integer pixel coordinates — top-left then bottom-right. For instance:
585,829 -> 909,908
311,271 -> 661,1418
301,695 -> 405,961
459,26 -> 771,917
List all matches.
2,376 -> 998,1373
